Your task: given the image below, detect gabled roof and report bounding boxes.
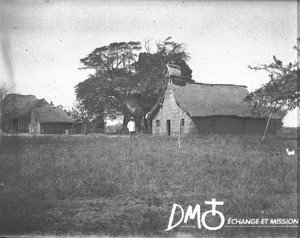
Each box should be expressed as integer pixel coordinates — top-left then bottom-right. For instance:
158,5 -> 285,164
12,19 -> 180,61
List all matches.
32,106 -> 75,123
3,94 -> 49,119
170,82 -> 252,117
149,82 -> 283,119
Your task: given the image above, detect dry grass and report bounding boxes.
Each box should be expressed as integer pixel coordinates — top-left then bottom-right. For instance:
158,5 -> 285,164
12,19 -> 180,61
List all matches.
0,134 -> 297,237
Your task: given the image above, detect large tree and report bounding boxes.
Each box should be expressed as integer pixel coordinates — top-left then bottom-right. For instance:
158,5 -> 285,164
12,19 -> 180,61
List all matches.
77,41 -> 142,116
75,38 -> 192,132
246,40 -> 299,139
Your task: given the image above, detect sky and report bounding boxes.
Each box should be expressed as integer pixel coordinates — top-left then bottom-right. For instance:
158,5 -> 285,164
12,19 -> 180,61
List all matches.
0,0 -> 298,125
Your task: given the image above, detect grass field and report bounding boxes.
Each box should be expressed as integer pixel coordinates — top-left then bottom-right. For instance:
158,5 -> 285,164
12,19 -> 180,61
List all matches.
0,133 -> 298,237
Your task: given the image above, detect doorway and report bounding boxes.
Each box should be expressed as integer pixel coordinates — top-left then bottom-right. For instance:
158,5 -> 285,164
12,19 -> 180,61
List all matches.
13,119 -> 18,132
166,119 -> 171,136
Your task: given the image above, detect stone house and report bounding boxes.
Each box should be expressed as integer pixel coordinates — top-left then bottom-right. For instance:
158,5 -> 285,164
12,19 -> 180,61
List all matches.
150,81 -> 282,136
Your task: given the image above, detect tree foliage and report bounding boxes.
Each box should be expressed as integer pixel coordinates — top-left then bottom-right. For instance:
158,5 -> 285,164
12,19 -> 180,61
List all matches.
0,83 -> 12,104
0,83 -> 13,132
75,38 -> 192,132
66,102 -> 105,134
80,41 -> 142,75
76,41 -> 142,122
246,42 -> 299,117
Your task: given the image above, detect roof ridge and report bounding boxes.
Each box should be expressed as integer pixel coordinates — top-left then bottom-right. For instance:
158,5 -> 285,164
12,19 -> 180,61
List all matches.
186,82 -> 247,88
6,93 -> 37,97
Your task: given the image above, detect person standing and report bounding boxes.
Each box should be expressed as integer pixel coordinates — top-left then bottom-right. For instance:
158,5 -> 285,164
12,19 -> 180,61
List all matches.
127,116 -> 136,138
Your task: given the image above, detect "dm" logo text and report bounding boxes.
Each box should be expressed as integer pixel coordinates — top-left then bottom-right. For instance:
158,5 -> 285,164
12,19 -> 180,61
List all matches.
165,198 -> 225,231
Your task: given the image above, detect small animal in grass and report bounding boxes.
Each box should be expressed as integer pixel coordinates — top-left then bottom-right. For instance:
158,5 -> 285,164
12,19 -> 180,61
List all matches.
286,148 -> 295,156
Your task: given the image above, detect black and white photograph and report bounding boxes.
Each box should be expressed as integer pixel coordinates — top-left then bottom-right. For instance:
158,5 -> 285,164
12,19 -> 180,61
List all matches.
0,0 -> 299,237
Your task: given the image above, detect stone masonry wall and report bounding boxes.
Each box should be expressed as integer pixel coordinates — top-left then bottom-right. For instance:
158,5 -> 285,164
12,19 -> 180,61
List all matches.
152,85 -> 196,136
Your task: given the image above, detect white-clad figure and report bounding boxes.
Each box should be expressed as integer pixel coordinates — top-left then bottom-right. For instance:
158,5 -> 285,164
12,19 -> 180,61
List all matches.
127,116 -> 136,138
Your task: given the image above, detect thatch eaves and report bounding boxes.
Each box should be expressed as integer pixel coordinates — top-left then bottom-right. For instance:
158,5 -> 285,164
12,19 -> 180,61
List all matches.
32,106 -> 75,124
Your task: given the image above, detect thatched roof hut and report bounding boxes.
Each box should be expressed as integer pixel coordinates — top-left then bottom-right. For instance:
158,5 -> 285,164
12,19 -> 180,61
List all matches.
1,93 -> 75,134
2,94 -> 49,120
1,94 -> 49,132
30,106 -> 75,134
32,106 -> 74,124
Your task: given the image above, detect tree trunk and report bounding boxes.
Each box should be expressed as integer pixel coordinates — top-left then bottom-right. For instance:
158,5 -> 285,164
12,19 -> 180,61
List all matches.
135,113 -> 144,132
122,112 -> 131,133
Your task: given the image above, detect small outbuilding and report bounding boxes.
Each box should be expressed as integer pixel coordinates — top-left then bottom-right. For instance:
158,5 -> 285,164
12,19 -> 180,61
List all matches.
2,94 -> 49,133
30,106 -> 75,134
2,94 -> 75,134
150,81 -> 282,136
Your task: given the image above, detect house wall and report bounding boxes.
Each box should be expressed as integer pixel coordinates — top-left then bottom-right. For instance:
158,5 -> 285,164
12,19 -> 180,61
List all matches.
244,118 -> 280,134
152,87 -> 196,136
29,110 -> 40,134
191,117 -> 244,134
192,116 -> 280,135
3,120 -> 13,133
29,121 -> 41,134
8,113 -> 31,133
40,123 -> 72,134
16,116 -> 30,133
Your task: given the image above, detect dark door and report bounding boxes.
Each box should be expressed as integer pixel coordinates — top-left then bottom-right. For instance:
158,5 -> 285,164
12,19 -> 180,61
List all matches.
166,120 -> 171,136
13,119 -> 18,132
